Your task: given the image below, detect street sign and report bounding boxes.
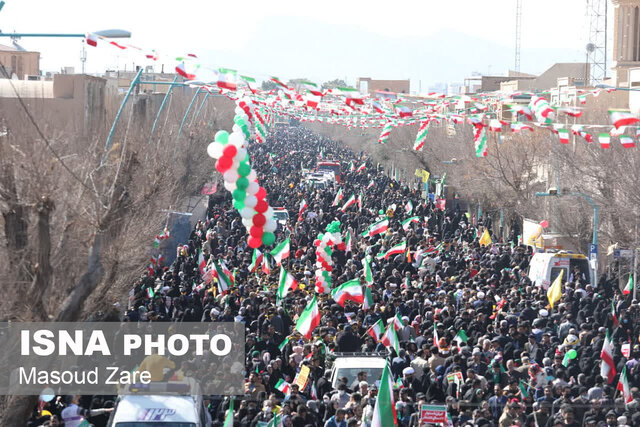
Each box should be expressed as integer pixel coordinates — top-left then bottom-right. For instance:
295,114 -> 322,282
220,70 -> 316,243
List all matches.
613,249 -> 633,259
589,244 -> 598,261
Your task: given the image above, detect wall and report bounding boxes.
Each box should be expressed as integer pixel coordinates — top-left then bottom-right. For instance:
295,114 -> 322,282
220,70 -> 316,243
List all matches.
0,50 -> 40,79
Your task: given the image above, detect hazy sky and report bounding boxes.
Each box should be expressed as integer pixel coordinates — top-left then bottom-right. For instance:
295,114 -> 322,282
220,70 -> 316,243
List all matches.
0,0 -> 612,87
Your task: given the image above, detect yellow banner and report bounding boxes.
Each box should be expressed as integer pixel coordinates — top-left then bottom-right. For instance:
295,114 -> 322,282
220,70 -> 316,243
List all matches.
295,365 -> 310,390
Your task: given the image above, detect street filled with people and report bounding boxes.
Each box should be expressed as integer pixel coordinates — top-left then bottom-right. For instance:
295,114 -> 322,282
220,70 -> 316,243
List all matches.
31,126 -> 640,427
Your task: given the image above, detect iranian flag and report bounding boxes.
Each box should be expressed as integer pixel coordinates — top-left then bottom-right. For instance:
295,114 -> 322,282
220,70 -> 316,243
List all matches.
612,300 -> 620,327
598,133 -> 611,149
213,260 -> 233,294
349,161 -> 355,172
176,62 -> 196,80
363,286 -> 374,311
367,180 -> 375,190
510,122 -> 534,132
275,379 -> 291,395
249,249 -> 263,273
392,313 -> 405,330
277,267 -> 298,302
601,329 -> 616,384
377,240 -> 407,260
216,68 -> 237,91
559,128 -> 570,144
367,319 -> 385,341
331,279 -> 364,307
295,295 -> 321,339
356,163 -> 366,172
362,218 -> 389,237
620,135 -> 636,148
378,122 -> 392,144
85,33 -> 98,47
270,238 -> 290,266
371,363 -> 397,427
357,191 -> 363,211
337,86 -> 364,105
341,194 -> 357,212
624,275 -> 634,295
198,249 -> 207,275
488,119 -> 503,132
223,399 -> 234,427
454,329 -> 468,345
332,189 -> 343,207
241,75 -> 258,93
298,199 -> 308,221
301,80 -> 323,96
344,230 -> 352,253
609,109 -> 640,128
262,254 -> 272,275
270,76 -> 289,90
618,366 -> 633,404
401,216 -> 420,231
267,414 -> 283,427
362,257 -> 373,285
305,94 -> 321,109
380,323 -> 400,353
404,200 -> 414,214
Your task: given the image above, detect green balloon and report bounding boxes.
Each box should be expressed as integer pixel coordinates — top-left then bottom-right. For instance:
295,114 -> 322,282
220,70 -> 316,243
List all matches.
233,199 -> 245,210
233,115 -> 243,124
262,232 -> 275,246
237,162 -> 251,177
232,189 -> 246,201
236,177 -> 249,190
215,130 -> 229,144
567,349 -> 577,359
379,209 -> 384,215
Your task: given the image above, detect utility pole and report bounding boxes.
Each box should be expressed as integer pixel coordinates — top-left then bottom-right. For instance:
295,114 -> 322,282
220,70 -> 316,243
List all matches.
586,0 -> 608,84
515,0 -> 522,72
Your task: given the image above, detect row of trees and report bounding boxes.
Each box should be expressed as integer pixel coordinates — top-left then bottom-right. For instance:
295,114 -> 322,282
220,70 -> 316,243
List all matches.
0,77 -> 235,422
308,91 -> 639,257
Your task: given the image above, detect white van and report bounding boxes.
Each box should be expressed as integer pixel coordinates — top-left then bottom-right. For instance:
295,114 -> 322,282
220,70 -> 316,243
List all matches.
527,251 -> 595,289
329,354 -> 387,389
107,381 -> 211,427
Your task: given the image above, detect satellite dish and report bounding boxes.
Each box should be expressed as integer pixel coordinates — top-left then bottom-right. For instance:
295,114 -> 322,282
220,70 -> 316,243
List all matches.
586,43 -> 596,53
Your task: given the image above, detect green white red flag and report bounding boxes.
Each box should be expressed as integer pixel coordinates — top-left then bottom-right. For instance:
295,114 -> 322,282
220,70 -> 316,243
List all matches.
624,275 -> 634,295
249,249 -> 263,273
609,109 -> 640,128
341,194 -> 357,212
367,318 -> 385,341
380,323 -> 400,353
277,267 -> 298,303
362,218 -> 389,237
362,256 -> 373,285
377,240 -> 407,260
371,363 -> 398,427
295,295 -> 321,339
363,286 -> 374,311
601,329 -> 616,384
617,366 -> 633,404
331,279 -> 364,307
270,238 -> 290,266
401,216 -> 420,231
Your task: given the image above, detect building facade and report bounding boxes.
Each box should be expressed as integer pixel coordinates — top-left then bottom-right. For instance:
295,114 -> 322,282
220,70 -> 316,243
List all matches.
612,0 -> 640,85
0,43 -> 40,79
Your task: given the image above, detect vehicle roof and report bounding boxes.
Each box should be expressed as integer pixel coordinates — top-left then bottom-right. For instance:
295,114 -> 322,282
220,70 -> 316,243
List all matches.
112,395 -> 198,423
332,357 -> 387,368
531,252 -> 587,260
273,207 -> 288,211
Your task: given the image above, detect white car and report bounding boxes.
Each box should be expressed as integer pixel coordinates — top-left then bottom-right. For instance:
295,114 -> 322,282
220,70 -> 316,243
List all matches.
108,394 -> 211,427
329,354 -> 387,389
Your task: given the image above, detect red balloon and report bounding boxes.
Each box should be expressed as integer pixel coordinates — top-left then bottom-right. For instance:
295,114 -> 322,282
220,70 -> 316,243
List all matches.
223,145 -> 237,158
255,200 -> 268,213
215,158 -> 230,173
256,187 -> 267,199
248,236 -> 262,248
250,226 -> 264,238
313,239 -> 321,246
337,242 -> 347,251
217,155 -> 233,172
253,214 -> 266,227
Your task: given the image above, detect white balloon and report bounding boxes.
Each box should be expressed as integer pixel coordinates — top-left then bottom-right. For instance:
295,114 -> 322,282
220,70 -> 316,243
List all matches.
248,169 -> 257,182
244,195 -> 258,208
223,170 -> 239,183
232,124 -> 242,133
234,148 -> 247,161
242,218 -> 253,228
224,181 -> 236,191
247,181 -> 259,195
240,207 -> 254,219
232,160 -> 240,170
265,207 -> 274,218
207,142 -> 224,159
229,132 -> 245,147
264,219 -> 277,233
235,106 -> 244,115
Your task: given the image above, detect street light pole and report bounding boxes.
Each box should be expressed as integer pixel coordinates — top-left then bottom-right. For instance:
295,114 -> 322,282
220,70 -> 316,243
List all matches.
535,191 -> 599,288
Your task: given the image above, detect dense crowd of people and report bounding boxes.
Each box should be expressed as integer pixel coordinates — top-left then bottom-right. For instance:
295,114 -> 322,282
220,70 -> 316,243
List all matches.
31,126 -> 640,426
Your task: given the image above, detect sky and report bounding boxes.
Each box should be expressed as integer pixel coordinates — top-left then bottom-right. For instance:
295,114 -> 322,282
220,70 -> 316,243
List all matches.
0,0 -> 613,89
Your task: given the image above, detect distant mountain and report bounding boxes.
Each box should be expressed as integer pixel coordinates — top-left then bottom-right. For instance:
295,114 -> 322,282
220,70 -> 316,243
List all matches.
199,16 -> 584,87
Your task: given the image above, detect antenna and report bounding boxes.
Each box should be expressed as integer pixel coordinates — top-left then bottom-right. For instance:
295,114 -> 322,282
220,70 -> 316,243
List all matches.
515,0 -> 522,72
586,0 -> 608,84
